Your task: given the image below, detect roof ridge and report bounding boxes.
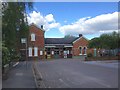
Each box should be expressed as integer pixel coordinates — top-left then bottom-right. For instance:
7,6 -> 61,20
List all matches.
29,23 -> 45,31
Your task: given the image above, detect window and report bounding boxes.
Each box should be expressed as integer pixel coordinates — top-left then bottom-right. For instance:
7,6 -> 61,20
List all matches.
29,47 -> 32,57
83,47 -> 87,55
79,47 -> 82,55
67,50 -> 69,54
31,33 -> 35,41
34,47 -> 38,56
21,38 -> 26,43
40,51 -> 43,55
51,51 -> 54,55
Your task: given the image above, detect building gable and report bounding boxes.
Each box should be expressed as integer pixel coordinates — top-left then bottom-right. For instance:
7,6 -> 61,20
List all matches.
72,36 -> 88,56
28,23 -> 45,49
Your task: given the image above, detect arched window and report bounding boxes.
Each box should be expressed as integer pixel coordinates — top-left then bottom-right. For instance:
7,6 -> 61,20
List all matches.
83,47 -> 87,55
79,47 -> 82,55
31,33 -> 35,41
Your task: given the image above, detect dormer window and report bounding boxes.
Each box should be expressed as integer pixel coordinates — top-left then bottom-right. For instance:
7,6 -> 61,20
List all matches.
31,33 -> 35,41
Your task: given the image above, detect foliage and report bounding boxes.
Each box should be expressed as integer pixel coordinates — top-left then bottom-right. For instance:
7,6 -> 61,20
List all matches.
87,53 -> 93,57
88,31 -> 119,49
2,2 -> 33,63
2,43 -> 10,66
88,37 -> 100,48
64,35 -> 77,38
2,2 -> 33,50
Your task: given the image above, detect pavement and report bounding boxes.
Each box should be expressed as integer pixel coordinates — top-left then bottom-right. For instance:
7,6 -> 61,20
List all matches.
2,61 -> 36,88
36,59 -> 118,88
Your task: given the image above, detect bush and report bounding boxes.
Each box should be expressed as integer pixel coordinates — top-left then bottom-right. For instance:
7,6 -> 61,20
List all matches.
9,49 -> 20,62
87,53 -> 93,57
2,46 -> 10,66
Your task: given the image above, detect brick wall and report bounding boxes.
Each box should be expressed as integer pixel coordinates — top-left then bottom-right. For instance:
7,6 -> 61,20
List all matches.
72,37 -> 88,56
28,24 -> 45,59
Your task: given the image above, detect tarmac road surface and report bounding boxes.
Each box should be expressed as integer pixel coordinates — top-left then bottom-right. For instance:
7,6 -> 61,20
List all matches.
36,59 -> 118,88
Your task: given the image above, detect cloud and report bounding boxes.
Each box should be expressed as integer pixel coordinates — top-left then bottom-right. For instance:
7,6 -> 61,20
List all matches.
27,11 -> 118,36
45,14 -> 55,22
27,11 -> 60,31
59,12 -> 118,35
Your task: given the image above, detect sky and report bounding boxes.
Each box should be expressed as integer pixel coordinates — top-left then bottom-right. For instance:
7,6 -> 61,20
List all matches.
26,2 -> 118,39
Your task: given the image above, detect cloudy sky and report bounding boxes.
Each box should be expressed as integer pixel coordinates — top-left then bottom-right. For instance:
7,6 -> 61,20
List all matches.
27,2 -> 118,39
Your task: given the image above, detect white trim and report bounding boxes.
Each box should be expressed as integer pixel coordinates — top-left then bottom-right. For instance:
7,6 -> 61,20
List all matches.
73,36 -> 88,44
45,46 -> 56,47
73,36 -> 82,43
31,33 -> 35,41
64,46 -> 73,47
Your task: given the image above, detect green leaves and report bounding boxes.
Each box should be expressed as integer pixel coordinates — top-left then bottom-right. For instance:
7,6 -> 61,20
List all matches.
88,31 -> 119,49
2,2 -> 33,64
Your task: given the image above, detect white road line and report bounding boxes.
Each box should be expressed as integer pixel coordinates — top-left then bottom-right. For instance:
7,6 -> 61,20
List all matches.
59,78 -> 70,87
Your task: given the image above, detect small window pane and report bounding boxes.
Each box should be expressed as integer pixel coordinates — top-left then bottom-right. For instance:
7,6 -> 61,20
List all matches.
29,47 -> 32,57
31,34 -> 35,41
34,47 -> 38,56
40,51 -> 43,55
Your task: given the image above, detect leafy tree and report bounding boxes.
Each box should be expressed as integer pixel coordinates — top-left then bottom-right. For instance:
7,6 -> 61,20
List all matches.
2,2 -> 33,63
88,37 -> 101,48
88,31 -> 119,49
64,35 -> 77,38
2,42 -> 10,66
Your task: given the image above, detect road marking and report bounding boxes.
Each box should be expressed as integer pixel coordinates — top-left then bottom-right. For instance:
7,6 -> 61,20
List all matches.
59,78 -> 70,87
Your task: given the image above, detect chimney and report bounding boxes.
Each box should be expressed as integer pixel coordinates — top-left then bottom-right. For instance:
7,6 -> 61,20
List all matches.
41,25 -> 43,29
79,34 -> 82,37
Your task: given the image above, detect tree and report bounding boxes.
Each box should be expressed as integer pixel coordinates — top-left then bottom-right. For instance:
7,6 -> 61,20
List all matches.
64,35 -> 77,38
88,37 -> 101,48
88,31 -> 119,49
2,2 -> 33,63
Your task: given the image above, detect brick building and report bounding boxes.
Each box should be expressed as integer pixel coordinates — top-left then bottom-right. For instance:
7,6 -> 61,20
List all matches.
21,23 -> 89,60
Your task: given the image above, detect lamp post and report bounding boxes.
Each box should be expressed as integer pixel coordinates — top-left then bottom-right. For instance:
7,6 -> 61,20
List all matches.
21,38 -> 27,69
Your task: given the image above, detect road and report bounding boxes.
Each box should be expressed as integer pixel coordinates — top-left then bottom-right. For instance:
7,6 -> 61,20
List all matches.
2,61 -> 36,88
36,59 -> 118,88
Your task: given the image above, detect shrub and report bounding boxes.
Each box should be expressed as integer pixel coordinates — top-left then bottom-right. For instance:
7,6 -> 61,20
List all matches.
2,46 -> 10,66
87,53 -> 93,57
